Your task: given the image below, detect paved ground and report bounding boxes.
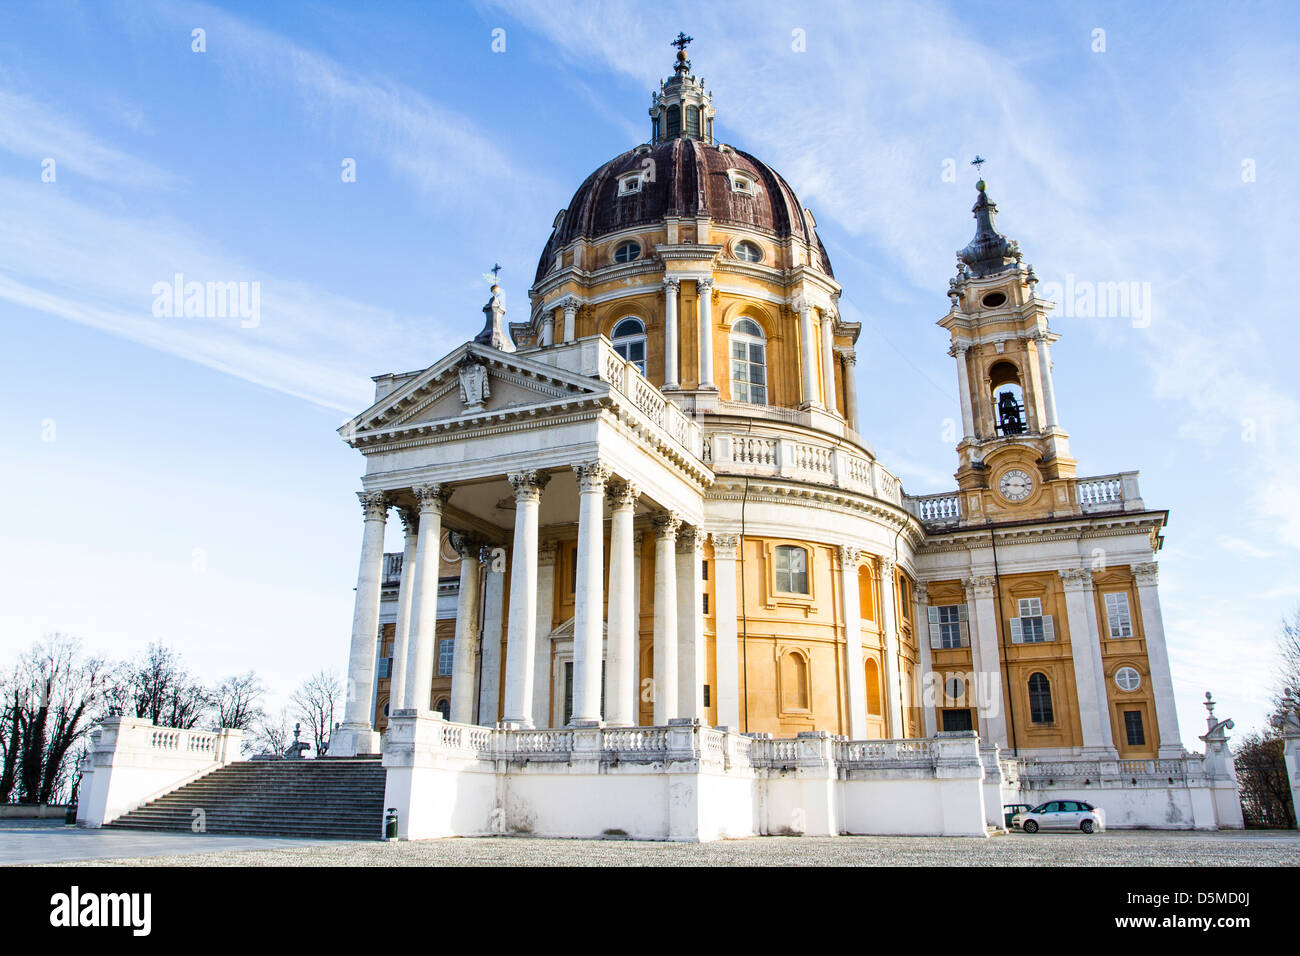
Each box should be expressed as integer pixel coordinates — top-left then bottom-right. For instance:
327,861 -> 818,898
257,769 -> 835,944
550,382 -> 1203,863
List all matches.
11,824 -> 1300,866
0,820 -> 335,866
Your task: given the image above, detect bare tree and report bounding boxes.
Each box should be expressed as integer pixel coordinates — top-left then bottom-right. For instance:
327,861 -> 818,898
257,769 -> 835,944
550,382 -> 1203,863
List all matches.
212,671 -> 265,732
248,706 -> 294,757
1234,731 -> 1296,828
0,635 -> 111,805
290,670 -> 340,756
110,642 -> 212,730
1277,604 -> 1300,709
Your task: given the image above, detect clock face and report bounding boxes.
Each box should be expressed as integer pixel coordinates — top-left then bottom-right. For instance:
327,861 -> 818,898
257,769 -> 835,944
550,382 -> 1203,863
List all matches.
998,469 -> 1034,502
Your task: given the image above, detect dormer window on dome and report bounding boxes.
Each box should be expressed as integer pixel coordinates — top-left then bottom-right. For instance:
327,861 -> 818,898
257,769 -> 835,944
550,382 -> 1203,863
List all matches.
617,172 -> 644,196
727,170 -> 759,195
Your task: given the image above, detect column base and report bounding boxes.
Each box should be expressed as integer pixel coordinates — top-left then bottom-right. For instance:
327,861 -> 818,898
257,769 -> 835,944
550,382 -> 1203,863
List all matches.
328,724 -> 381,757
569,719 -> 605,728
499,719 -> 535,730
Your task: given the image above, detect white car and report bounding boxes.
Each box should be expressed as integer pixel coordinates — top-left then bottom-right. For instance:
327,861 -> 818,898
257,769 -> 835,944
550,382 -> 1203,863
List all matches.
1012,800 -> 1106,833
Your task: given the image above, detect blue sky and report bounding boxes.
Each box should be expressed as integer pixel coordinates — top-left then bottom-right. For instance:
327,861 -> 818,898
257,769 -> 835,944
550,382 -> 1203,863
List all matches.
1,0 -> 1295,749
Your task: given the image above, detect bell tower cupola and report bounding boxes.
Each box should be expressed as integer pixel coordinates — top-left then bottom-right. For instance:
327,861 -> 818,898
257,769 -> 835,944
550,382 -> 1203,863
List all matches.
650,33 -> 716,144
939,167 -> 1077,521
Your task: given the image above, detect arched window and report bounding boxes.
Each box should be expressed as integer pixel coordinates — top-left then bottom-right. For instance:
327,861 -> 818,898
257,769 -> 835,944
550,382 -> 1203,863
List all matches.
666,105 -> 681,137
734,240 -> 762,263
857,564 -> 875,621
686,105 -> 700,136
1027,672 -> 1054,724
774,544 -> 809,594
613,241 -> 641,264
865,658 -> 882,715
730,317 -> 767,405
781,651 -> 810,711
989,361 -> 1026,436
611,317 -> 646,374
435,698 -> 451,721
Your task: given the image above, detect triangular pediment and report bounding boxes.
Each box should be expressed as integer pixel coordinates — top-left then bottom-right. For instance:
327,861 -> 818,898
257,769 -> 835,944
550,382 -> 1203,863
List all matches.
342,342 -> 604,438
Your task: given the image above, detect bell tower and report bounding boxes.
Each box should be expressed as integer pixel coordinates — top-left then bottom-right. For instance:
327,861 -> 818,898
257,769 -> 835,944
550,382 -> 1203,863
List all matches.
939,174 -> 1077,521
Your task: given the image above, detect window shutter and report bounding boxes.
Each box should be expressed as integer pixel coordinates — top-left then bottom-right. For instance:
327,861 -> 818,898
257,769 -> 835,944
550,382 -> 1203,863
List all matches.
1042,615 -> 1055,642
1009,617 -> 1024,644
928,606 -> 941,649
957,605 -> 970,646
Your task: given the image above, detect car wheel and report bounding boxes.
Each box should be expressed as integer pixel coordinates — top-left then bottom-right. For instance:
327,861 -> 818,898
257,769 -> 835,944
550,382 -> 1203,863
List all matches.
1080,819 -> 1095,834
1023,819 -> 1038,833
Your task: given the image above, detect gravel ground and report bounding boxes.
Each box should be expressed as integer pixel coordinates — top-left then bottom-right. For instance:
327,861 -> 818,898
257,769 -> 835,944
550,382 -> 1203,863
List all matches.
38,830 -> 1300,867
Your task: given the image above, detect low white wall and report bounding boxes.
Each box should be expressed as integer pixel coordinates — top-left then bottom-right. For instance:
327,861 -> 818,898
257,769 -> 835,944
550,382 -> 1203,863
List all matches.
79,717 -> 243,828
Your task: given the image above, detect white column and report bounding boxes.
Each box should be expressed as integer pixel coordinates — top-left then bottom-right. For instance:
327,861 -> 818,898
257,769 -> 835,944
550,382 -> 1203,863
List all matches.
571,461 -> 608,725
663,278 -> 680,388
477,544 -> 506,725
952,344 -> 976,441
1132,562 -> 1185,757
914,582 -> 937,737
820,308 -> 838,414
840,547 -> 867,739
532,542 -> 558,727
652,512 -> 681,723
1060,568 -> 1115,753
335,490 -> 389,755
798,302 -> 820,409
605,481 -> 639,727
388,507 -> 419,713
561,297 -> 578,344
449,533 -> 482,725
841,351 -> 860,433
502,470 -> 548,727
697,277 -> 716,389
877,558 -> 905,737
541,312 -> 555,347
676,526 -> 705,721
403,483 -> 449,714
967,575 -> 1009,749
711,533 -> 740,730
1034,333 -> 1060,431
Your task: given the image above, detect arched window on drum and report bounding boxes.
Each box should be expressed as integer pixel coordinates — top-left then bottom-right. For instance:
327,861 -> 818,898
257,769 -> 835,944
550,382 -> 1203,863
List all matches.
730,318 -> 767,405
611,317 -> 647,374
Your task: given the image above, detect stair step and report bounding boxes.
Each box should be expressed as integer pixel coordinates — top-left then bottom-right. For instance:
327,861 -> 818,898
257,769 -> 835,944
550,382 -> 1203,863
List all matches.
106,759 -> 389,840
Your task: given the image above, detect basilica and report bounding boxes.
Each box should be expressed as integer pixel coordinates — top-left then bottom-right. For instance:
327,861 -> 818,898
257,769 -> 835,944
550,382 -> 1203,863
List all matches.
307,41 -> 1243,839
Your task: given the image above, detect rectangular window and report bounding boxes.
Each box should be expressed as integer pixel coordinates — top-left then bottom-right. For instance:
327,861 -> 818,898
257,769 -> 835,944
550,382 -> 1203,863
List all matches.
928,604 -> 969,649
1104,592 -> 1133,638
774,545 -> 809,594
437,638 -> 454,677
702,593 -> 709,615
703,684 -> 711,707
942,709 -> 973,732
1010,597 -> 1054,644
701,559 -> 708,580
1124,710 -> 1146,746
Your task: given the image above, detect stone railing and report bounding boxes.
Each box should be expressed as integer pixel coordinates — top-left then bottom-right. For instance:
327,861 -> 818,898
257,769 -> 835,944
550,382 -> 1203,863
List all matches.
705,428 -> 906,507
907,471 -> 1145,529
1014,753 -> 1200,786
834,738 -> 936,766
532,336 -> 703,463
910,491 -> 961,526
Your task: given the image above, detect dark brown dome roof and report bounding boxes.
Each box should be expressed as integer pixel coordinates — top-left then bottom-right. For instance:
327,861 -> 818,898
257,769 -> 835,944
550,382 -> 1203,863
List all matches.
534,138 -> 833,283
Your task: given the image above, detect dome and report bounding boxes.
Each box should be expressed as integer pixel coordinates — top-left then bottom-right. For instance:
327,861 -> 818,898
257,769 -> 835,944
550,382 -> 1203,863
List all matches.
534,138 -> 834,283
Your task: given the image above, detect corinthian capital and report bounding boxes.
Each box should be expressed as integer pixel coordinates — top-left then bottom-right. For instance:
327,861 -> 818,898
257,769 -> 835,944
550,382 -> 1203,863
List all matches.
1058,567 -> 1095,590
398,505 -> 420,536
711,533 -> 741,559
357,491 -> 390,521
1131,562 -> 1159,586
663,276 -> 681,293
652,511 -> 682,539
838,545 -> 863,569
605,480 -> 640,509
558,295 -> 581,315
965,574 -> 996,599
676,525 -> 704,554
412,483 -> 450,514
697,277 -> 714,294
508,470 -> 551,501
573,460 -> 611,493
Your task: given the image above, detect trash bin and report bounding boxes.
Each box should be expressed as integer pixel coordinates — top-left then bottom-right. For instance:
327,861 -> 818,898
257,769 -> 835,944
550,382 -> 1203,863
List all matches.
384,808 -> 398,841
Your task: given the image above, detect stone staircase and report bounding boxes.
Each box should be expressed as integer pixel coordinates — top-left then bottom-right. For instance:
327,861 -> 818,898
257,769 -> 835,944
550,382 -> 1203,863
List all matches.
104,758 -> 387,840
